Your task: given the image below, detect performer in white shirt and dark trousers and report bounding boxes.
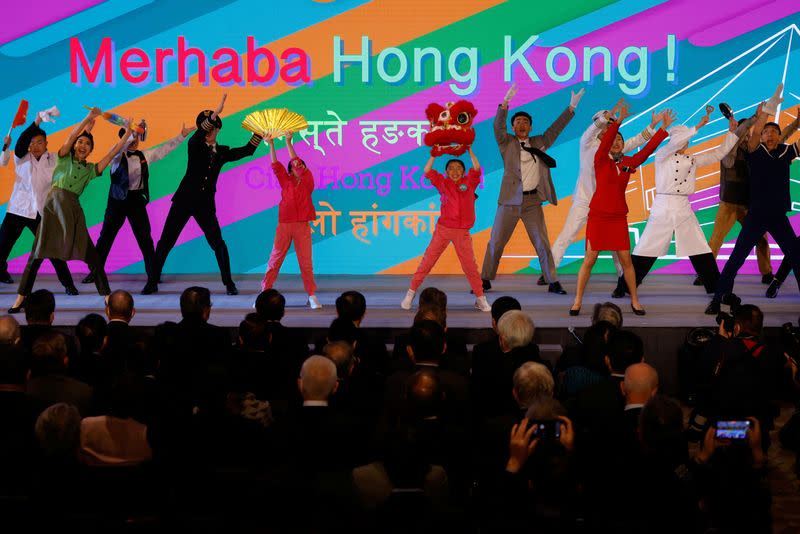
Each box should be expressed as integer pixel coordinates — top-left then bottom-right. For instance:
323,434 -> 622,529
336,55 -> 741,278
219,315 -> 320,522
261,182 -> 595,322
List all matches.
613,108 -> 740,298
550,99 -> 660,274
479,84 -> 582,295
81,122 -> 194,285
0,115 -> 77,294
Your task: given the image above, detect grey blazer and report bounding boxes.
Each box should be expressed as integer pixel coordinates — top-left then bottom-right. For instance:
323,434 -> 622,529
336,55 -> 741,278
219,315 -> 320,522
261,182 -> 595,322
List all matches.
493,105 -> 574,206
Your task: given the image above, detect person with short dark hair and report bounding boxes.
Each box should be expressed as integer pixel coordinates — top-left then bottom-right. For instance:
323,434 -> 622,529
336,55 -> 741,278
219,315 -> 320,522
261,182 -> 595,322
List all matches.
708,89 -> 800,313
0,106 -> 76,292
419,287 -> 447,310
27,331 -> 93,416
180,286 -> 212,322
254,288 -> 286,321
72,313 -> 106,385
480,84 -> 582,295
83,121 -> 193,287
326,317 -> 359,345
9,107 -> 127,313
260,131 -> 320,308
401,149 -> 490,312
143,94 -> 263,296
336,290 -> 366,323
24,288 -> 55,325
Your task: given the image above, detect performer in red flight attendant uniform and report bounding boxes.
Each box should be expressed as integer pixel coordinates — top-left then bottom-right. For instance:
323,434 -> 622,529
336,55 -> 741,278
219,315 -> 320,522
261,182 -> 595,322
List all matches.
569,104 -> 669,317
262,132 -> 321,309
401,148 -> 491,312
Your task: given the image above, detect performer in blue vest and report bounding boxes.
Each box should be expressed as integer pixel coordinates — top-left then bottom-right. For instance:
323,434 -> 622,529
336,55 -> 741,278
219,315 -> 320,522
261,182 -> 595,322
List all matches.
82,122 -> 195,285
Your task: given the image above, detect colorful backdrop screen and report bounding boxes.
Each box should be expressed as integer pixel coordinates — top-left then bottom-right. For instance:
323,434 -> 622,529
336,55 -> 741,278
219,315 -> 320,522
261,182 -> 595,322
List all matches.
2,1 -> 798,276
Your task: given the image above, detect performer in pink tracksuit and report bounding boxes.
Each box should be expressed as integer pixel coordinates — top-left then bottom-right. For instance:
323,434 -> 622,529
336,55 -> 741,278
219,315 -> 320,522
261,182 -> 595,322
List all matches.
401,148 -> 491,312
262,132 -> 320,309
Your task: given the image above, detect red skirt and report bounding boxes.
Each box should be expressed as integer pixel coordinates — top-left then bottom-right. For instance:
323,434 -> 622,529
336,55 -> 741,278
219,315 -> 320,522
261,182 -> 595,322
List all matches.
586,211 -> 630,251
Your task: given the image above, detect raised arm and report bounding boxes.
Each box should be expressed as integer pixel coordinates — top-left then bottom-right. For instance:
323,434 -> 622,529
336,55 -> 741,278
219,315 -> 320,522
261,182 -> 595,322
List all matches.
622,109 -> 666,153
286,132 -> 298,160
96,119 -> 134,174
628,128 -> 669,168
59,108 -> 102,158
264,133 -> 278,163
0,136 -> 10,167
423,155 -> 436,174
467,146 -> 480,172
143,123 -> 195,164
595,121 -> 620,166
694,116 -> 740,167
109,133 -> 136,175
747,104 -> 770,153
537,106 -> 575,150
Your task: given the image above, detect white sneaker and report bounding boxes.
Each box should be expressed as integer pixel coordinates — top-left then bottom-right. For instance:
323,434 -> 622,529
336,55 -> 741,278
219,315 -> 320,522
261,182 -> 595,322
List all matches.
308,295 -> 322,309
475,295 -> 491,312
400,289 -> 415,310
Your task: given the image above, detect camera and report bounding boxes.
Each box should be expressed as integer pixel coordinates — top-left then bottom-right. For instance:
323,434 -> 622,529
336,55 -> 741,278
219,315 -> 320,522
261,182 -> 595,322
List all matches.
780,319 -> 800,360
715,293 -> 742,334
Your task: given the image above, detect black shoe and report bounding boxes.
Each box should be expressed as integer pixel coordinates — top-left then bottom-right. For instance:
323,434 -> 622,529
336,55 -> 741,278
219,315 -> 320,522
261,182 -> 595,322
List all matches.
65,285 -> 79,296
536,275 -> 547,286
704,300 -> 720,315
761,273 -> 775,285
569,306 -> 580,316
81,273 -> 95,284
226,284 -> 239,296
141,282 -> 158,295
692,276 -> 704,286
611,286 -> 626,299
0,273 -> 13,284
548,282 -> 567,295
7,300 -> 24,314
471,279 -> 492,294
765,279 -> 781,298
631,305 -> 646,316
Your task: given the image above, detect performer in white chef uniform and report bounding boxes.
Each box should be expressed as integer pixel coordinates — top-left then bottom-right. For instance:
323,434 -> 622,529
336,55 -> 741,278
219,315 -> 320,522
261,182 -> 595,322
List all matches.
550,98 -> 661,274
612,106 -> 739,297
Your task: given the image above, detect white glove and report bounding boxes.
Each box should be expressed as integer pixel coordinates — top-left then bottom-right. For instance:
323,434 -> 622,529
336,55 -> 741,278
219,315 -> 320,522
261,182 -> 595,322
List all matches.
37,106 -> 60,123
569,88 -> 585,110
763,83 -> 783,115
503,83 -> 518,103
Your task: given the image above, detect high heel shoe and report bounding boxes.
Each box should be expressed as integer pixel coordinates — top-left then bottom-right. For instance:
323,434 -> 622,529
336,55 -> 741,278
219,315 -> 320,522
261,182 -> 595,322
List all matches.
569,306 -> 581,316
631,304 -> 646,316
8,299 -> 25,314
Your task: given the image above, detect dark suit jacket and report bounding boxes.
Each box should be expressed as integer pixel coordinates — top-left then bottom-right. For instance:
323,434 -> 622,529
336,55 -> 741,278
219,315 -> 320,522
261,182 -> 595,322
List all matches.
384,364 -> 469,422
471,341 -> 545,417
27,373 -> 93,416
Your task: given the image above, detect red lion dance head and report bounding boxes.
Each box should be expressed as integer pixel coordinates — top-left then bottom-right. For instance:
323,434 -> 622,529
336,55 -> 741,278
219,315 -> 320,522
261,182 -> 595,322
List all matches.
423,100 -> 478,156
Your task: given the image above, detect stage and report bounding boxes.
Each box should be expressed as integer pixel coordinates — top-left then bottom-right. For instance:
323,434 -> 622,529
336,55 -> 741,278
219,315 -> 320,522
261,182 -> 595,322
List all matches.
2,273 -> 796,329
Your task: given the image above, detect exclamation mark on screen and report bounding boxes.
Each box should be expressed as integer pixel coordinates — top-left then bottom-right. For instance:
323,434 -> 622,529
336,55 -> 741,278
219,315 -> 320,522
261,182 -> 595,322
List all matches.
666,34 -> 676,82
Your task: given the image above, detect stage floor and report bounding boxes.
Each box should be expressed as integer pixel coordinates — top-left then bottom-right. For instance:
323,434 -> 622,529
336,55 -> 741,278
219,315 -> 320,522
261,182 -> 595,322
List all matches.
1,273 -> 797,329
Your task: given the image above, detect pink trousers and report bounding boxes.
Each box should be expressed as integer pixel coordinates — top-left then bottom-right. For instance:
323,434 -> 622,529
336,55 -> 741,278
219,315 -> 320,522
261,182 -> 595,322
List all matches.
410,224 -> 483,296
262,221 -> 317,294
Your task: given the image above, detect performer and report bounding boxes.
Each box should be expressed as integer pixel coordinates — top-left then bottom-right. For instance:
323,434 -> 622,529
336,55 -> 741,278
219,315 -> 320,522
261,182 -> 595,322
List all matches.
479,83 -> 583,295
612,107 -> 739,297
401,149 -> 491,312
81,121 -> 195,285
8,107 -> 127,313
0,108 -> 77,293
707,93 -> 800,314
261,132 -> 321,310
703,113 -> 777,288
551,98 -> 661,273
142,94 -> 263,295
570,104 -> 668,316
761,109 -> 800,298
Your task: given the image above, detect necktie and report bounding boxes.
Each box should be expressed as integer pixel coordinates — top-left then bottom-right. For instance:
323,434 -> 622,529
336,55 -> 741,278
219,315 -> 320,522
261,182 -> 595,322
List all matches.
520,142 -> 557,168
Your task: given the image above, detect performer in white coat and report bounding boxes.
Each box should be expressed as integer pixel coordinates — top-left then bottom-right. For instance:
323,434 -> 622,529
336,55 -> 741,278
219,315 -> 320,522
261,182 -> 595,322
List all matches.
551,98 -> 661,274
612,107 -> 739,297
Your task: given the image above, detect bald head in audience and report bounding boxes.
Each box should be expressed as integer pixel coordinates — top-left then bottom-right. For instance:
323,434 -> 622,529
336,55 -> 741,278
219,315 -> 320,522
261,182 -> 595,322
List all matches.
105,290 -> 135,323
0,315 -> 21,345
404,369 -> 443,419
298,355 -> 338,402
622,362 -> 659,406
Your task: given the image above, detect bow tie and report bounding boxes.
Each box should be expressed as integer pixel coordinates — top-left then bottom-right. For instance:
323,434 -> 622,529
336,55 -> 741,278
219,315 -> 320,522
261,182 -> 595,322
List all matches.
520,142 -> 556,168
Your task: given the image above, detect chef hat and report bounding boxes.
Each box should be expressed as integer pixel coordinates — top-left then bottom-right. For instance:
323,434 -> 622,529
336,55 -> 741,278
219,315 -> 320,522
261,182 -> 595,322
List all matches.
667,125 -> 695,149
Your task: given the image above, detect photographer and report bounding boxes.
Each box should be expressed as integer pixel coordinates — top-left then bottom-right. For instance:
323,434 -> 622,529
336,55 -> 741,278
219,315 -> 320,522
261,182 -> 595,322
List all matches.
696,304 -> 784,452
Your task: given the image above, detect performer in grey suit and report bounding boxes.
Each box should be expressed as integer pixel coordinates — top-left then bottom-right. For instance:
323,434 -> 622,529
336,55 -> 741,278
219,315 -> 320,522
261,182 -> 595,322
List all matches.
479,84 -> 583,295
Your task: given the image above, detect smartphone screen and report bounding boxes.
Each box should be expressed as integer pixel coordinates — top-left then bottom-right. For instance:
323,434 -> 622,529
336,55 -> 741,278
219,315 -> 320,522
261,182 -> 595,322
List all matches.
715,420 -> 751,440
528,419 -> 561,439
